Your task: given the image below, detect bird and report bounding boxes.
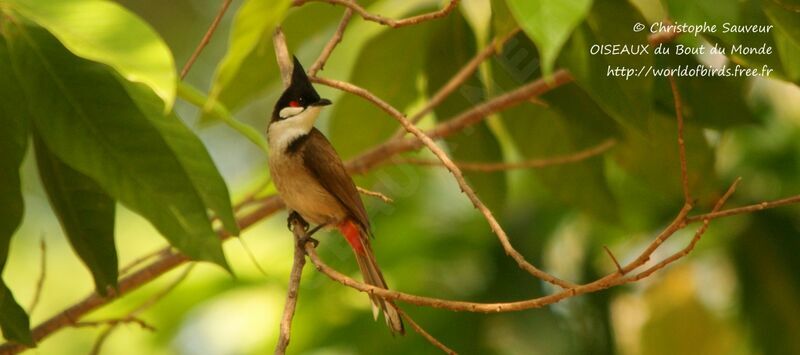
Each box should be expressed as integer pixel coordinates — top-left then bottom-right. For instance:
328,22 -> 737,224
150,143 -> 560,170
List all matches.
266,56 -> 404,334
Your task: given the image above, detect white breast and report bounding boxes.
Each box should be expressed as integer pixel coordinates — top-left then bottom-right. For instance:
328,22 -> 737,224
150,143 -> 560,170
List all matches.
268,106 -> 322,152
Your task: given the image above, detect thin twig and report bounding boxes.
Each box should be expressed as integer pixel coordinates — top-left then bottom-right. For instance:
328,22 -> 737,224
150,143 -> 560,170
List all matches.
603,246 -> 624,275
668,76 -> 691,205
118,248 -> 172,277
397,309 -> 457,355
393,139 -> 616,172
292,0 -> 459,28
686,194 -> 800,222
308,8 -> 353,76
626,178 -> 741,282
75,317 -> 156,332
274,219 -> 309,355
313,76 -> 577,289
180,0 -> 234,79
28,237 -> 47,315
357,186 -> 393,203
89,265 -> 195,355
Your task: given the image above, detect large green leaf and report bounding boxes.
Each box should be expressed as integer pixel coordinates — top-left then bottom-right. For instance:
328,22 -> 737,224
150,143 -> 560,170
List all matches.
328,24 -> 430,158
123,81 -> 239,236
0,33 -> 34,347
561,0 -> 653,132
34,135 -> 118,296
204,0 -> 291,118
426,12 -> 507,212
505,0 -> 592,77
3,0 -> 177,110
0,283 -> 32,347
5,24 -> 229,268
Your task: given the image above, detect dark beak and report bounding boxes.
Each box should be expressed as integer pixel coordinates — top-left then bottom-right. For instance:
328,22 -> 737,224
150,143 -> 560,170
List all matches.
312,98 -> 332,107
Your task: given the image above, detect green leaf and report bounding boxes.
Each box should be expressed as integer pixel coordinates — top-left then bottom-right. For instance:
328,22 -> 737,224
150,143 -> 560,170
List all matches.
4,0 -> 177,110
328,24 -> 430,158
505,0 -> 592,77
426,12 -> 507,212
205,0 -> 291,117
123,81 -> 240,236
0,33 -> 34,347
491,0 -> 519,40
5,24 -> 229,269
0,283 -> 33,347
34,135 -> 118,295
561,0 -> 653,132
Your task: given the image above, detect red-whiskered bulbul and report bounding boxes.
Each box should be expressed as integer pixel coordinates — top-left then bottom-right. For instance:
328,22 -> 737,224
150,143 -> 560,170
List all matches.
267,57 -> 404,334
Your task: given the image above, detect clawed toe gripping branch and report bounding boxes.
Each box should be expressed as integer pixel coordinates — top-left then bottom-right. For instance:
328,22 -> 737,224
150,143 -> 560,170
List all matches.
4,1 -> 800,355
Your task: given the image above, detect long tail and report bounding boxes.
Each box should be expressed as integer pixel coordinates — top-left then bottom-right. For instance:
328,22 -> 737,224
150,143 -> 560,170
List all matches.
338,220 -> 405,335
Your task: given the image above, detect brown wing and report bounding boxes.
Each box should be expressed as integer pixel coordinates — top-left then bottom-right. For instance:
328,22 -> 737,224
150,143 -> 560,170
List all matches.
301,128 -> 370,231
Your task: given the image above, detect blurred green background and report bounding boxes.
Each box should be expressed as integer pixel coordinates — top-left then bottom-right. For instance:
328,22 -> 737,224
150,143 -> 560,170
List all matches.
3,0 -> 800,354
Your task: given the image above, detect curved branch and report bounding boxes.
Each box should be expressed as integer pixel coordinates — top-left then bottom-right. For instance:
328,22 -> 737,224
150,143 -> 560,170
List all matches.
180,0 -> 233,79
392,139 -> 616,172
308,8 -> 353,76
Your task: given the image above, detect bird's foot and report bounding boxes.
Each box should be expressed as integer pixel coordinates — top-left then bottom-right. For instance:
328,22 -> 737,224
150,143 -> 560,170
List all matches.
298,223 -> 326,248
287,211 -> 309,232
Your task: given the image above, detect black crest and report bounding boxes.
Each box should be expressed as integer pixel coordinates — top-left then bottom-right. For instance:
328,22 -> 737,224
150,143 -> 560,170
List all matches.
272,57 -> 322,121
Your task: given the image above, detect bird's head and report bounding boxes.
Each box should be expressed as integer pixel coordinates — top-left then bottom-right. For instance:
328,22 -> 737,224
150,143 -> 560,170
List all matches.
268,57 -> 332,149
271,56 -> 331,123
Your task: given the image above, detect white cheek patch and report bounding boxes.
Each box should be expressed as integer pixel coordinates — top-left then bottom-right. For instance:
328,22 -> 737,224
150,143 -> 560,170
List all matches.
269,106 -> 323,151
279,106 -> 305,118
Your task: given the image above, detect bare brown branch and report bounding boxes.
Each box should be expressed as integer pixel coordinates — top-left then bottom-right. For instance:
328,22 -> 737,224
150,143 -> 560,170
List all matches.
627,178 -> 741,282
180,0 -> 233,79
686,194 -> 800,223
668,76 -> 691,205
75,317 -> 156,332
89,265 -> 194,355
274,219 -> 309,355
357,186 -> 394,203
293,0 -> 459,28
308,8 -> 353,76
393,139 -> 616,172
27,237 -> 46,315
603,246 -> 624,275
